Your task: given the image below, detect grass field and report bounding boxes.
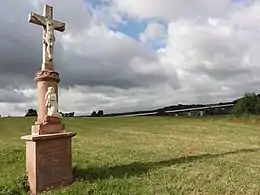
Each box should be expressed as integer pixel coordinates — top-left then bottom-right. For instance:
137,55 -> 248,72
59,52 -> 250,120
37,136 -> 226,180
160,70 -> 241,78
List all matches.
0,116 -> 260,195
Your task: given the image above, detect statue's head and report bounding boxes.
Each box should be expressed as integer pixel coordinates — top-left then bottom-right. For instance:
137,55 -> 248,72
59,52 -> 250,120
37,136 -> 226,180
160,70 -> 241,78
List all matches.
48,86 -> 55,93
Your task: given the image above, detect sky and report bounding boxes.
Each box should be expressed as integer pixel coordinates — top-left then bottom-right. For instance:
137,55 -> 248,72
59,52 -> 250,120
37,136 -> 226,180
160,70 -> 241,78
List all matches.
0,0 -> 260,116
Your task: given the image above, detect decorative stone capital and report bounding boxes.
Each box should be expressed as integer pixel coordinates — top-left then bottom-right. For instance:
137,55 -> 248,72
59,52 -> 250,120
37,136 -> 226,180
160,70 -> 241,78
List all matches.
35,70 -> 60,83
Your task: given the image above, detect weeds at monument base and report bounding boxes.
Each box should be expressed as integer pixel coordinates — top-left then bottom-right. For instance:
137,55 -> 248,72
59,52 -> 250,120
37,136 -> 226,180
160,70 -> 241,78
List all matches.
0,174 -> 29,195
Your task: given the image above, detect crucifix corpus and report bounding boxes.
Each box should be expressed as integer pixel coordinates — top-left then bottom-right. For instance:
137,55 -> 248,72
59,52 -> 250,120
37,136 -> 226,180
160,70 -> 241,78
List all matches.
29,4 -> 65,70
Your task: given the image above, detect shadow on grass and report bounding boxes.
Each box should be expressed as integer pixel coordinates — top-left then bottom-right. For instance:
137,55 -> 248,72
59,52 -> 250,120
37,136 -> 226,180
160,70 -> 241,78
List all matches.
73,148 -> 260,182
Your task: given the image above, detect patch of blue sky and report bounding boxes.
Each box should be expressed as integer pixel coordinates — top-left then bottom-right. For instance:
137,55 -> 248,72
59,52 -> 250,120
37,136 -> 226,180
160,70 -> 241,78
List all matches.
112,19 -> 167,50
110,19 -> 147,40
84,0 -> 167,50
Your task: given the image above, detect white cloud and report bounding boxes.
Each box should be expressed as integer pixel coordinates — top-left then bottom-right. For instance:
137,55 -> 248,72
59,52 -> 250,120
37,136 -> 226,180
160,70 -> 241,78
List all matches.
139,22 -> 167,43
32,0 -> 92,33
112,0 -> 231,20
229,1 -> 260,29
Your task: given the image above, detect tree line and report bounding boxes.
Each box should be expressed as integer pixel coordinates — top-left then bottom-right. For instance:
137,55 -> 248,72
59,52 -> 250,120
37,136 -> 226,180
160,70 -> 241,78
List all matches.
22,92 -> 260,117
25,109 -> 75,117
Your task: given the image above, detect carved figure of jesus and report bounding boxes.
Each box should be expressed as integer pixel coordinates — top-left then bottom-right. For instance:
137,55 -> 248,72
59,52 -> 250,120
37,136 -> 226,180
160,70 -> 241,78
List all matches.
29,5 -> 65,70
45,87 -> 61,118
44,18 -> 55,61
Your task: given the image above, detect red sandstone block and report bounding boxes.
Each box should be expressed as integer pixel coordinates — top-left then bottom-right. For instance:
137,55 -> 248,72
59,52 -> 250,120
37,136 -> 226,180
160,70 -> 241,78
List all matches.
21,132 -> 76,194
31,123 -> 65,135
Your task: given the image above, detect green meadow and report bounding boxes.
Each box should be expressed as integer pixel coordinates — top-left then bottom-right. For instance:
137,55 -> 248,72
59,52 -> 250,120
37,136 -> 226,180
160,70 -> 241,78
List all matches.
0,116 -> 259,195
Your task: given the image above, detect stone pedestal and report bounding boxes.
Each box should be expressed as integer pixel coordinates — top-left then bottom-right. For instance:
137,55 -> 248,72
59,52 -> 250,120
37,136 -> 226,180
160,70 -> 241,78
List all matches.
21,132 -> 76,194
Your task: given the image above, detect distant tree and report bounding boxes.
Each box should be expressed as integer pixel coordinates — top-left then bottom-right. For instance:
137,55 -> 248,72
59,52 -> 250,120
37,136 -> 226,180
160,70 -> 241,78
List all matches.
25,108 -> 37,117
97,110 -> 104,117
91,111 -> 97,117
59,112 -> 74,117
69,112 -> 75,117
232,92 -> 260,116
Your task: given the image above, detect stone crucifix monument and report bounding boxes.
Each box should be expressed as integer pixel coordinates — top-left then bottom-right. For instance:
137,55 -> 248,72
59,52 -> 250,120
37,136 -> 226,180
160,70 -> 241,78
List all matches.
21,4 -> 76,194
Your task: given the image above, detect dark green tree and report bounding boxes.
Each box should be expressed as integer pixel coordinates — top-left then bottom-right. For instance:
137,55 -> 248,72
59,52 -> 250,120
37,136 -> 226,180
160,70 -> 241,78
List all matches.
97,110 -> 104,117
232,92 -> 260,116
25,108 -> 37,117
91,111 -> 97,117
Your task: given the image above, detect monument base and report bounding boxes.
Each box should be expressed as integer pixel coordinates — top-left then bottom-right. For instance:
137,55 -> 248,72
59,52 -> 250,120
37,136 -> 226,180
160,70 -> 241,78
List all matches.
21,132 -> 76,194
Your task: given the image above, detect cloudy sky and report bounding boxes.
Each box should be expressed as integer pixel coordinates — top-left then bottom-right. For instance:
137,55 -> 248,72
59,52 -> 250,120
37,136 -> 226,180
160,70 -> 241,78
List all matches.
0,0 -> 260,116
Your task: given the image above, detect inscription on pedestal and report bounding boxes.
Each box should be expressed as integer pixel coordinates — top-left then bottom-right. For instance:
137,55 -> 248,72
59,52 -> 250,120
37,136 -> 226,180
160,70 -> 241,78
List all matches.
37,138 -> 73,190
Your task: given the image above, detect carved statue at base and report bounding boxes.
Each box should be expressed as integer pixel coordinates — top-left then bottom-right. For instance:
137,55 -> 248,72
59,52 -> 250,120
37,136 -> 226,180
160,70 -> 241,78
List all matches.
43,18 -> 55,61
45,86 -> 61,118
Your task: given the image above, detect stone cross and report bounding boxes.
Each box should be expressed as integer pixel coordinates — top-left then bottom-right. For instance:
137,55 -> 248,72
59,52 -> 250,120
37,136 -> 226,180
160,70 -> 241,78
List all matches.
29,5 -> 65,70
22,4 -> 76,194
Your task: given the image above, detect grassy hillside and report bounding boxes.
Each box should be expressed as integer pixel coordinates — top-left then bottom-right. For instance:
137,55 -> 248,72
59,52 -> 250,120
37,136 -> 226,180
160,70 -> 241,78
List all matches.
0,116 -> 260,194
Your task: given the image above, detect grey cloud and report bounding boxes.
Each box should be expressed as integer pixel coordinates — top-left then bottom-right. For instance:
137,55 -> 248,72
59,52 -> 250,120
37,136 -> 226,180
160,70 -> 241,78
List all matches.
0,2 -> 40,84
197,66 -> 251,81
112,0 -> 231,21
231,79 -> 260,94
33,0 -> 92,33
0,89 -> 32,103
55,32 -> 178,89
